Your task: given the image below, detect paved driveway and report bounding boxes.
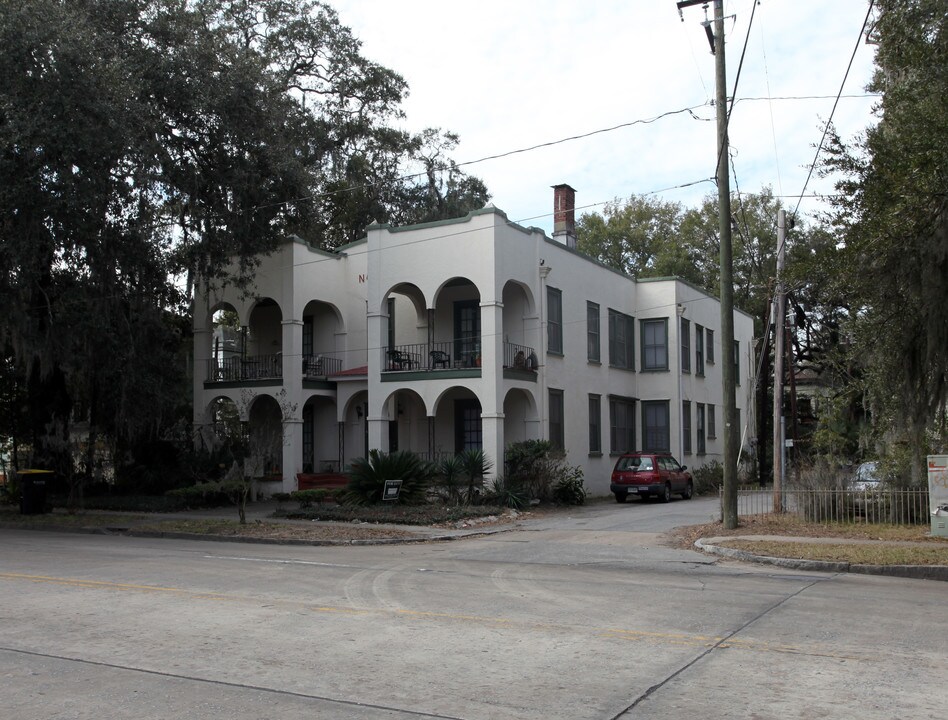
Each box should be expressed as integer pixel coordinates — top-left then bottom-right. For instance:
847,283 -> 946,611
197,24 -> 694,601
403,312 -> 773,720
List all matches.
1,495 -> 944,719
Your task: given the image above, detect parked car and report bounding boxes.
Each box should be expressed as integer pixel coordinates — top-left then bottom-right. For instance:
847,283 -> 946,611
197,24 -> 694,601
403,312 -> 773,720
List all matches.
610,453 -> 693,504
851,461 -> 881,491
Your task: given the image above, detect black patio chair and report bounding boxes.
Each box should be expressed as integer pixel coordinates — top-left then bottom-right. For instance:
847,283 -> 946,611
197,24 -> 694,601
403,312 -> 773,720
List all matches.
386,349 -> 412,370
429,349 -> 451,369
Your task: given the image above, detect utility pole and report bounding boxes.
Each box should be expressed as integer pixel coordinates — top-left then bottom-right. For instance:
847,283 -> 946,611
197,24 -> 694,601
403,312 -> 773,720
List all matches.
678,0 -> 738,528
773,209 -> 786,513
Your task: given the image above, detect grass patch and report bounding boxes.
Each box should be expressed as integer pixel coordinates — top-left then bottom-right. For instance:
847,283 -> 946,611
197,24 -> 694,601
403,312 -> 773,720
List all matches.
0,507 -> 144,528
277,503 -> 512,526
717,539 -> 948,566
135,518 -> 419,541
672,513 -> 947,566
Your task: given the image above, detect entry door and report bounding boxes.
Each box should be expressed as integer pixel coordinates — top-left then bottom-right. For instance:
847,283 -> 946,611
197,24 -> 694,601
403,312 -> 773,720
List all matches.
454,399 -> 482,453
454,300 -> 480,367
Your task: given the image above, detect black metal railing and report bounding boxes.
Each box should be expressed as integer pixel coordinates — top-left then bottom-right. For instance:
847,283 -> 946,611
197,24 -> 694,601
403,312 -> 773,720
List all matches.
380,340 -> 537,373
207,354 -> 282,382
302,354 -> 343,378
382,339 -> 482,372
503,342 -> 537,371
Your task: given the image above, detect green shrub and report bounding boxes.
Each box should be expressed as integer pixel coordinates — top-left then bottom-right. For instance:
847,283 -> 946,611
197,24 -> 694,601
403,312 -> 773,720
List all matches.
343,450 -> 434,506
290,489 -> 337,508
166,483 -> 230,508
552,466 -> 587,505
691,461 -> 724,495
432,450 -> 493,505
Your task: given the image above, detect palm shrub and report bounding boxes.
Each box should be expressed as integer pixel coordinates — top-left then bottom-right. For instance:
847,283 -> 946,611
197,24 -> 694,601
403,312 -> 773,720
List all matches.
433,454 -> 467,505
458,448 -> 493,503
483,476 -> 527,510
344,450 -> 434,506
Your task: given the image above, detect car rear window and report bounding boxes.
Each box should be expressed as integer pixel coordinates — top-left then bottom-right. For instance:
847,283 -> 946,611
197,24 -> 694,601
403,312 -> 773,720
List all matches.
616,456 -> 653,471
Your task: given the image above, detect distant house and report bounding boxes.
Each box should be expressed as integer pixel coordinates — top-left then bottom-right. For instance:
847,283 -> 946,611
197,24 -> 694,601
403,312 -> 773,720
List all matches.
192,185 -> 756,496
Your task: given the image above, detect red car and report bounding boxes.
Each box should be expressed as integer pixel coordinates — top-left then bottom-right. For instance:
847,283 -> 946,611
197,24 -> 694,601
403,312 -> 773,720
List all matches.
610,453 -> 693,503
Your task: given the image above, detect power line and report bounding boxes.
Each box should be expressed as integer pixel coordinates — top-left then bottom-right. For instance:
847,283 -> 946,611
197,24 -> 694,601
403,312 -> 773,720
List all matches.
790,1 -> 875,223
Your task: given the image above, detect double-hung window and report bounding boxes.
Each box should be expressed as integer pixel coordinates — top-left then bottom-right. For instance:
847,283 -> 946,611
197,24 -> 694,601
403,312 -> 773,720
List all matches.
642,400 -> 670,452
695,324 -> 704,376
640,318 -> 668,370
696,403 -> 706,454
608,309 -> 635,370
549,389 -> 564,449
680,317 -> 691,373
547,287 -> 563,354
682,400 -> 691,454
587,302 -> 600,362
706,328 -> 715,364
609,396 -> 636,454
589,395 -> 601,454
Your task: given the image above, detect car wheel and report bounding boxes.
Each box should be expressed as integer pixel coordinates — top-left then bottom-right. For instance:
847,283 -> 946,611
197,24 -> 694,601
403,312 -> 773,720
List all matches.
660,482 -> 671,503
614,492 -> 628,504
681,481 -> 694,500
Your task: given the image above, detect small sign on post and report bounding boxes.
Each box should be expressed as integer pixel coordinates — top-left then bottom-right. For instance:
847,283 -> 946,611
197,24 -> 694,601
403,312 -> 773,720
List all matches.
382,479 -> 403,502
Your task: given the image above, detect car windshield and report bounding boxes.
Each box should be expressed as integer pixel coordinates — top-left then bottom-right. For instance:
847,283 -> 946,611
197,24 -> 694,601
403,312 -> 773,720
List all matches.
617,456 -> 653,471
855,462 -> 880,484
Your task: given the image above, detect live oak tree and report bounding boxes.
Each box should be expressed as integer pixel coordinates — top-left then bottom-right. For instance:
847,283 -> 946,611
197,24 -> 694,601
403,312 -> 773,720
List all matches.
0,0 -> 487,491
818,0 -> 948,481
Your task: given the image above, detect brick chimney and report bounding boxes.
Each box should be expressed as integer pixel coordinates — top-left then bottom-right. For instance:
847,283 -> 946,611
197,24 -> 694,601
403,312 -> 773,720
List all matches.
552,184 -> 577,249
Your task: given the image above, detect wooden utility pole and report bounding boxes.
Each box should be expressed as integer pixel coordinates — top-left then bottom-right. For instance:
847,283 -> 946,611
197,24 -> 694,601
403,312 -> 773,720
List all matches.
677,0 -> 737,528
773,209 -> 786,513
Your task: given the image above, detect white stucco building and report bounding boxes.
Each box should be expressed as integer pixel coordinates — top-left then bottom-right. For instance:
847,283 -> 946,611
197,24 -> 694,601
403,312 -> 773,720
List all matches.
192,186 -> 756,496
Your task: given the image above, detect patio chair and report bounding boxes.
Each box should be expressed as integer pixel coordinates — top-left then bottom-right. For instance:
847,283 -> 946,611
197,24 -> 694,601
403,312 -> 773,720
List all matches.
429,349 -> 451,369
386,349 -> 413,370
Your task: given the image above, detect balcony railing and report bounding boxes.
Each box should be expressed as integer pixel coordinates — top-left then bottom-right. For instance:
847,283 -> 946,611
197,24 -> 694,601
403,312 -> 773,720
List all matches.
303,354 -> 343,378
206,354 -> 282,382
503,342 -> 537,371
380,340 -> 537,373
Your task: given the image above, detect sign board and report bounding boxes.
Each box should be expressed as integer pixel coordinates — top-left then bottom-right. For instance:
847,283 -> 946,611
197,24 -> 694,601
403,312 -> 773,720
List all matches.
382,479 -> 403,502
927,455 -> 948,537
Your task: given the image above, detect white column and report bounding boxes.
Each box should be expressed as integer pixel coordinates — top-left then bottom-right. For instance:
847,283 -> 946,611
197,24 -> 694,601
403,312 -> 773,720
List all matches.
481,414 -> 505,482
480,300 -> 505,479
282,418 -> 303,493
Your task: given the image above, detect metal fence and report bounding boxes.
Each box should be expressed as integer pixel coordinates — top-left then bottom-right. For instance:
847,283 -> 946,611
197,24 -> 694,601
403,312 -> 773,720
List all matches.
729,485 -> 930,526
206,354 -> 282,382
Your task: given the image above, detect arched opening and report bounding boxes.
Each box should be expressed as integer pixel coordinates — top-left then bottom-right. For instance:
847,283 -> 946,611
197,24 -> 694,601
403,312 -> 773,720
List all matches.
379,388 -> 428,457
431,277 -> 482,369
207,304 -> 242,382
341,390 -> 369,467
381,282 -> 428,371
432,386 -> 482,456
502,280 -> 539,370
301,395 -> 339,473
301,300 -> 345,377
244,298 -> 283,380
246,394 -> 283,480
503,388 -> 540,447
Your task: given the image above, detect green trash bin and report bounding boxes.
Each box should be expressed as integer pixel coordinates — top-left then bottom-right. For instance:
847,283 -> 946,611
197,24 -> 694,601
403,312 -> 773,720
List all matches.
18,469 -> 53,515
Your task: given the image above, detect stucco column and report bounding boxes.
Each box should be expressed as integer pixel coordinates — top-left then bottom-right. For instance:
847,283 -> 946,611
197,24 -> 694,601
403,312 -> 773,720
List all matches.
481,413 -> 505,482
282,318 -> 304,393
282,418 -> 303,493
367,416 -> 388,454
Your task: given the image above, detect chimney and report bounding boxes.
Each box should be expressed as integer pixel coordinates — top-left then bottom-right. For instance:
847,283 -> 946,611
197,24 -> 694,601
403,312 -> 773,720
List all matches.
552,184 -> 577,249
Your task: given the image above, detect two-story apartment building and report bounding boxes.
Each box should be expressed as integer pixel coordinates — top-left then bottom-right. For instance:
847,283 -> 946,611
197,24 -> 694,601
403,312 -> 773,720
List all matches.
192,186 -> 756,496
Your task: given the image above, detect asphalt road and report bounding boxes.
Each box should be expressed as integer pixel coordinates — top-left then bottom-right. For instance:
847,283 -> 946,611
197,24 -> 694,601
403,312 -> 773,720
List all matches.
1,496 -> 945,719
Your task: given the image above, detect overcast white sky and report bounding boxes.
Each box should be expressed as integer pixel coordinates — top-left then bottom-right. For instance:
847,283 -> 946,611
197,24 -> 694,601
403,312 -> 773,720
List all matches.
331,1 -> 878,234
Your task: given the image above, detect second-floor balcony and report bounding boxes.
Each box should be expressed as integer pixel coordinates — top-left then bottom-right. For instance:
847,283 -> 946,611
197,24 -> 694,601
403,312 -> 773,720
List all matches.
206,352 -> 344,383
381,341 -> 537,374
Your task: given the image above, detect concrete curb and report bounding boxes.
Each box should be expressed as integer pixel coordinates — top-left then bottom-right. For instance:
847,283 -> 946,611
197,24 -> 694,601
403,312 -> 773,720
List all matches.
0,520 -> 513,547
695,537 -> 948,582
